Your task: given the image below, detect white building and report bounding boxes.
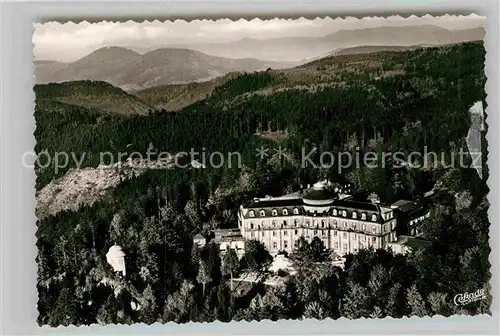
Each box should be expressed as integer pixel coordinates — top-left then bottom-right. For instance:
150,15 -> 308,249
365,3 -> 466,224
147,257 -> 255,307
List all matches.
238,181 -> 398,257
106,245 -> 126,276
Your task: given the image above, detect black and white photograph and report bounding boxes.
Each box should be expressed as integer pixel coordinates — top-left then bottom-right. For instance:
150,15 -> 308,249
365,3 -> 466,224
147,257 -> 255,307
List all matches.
32,14 -> 491,326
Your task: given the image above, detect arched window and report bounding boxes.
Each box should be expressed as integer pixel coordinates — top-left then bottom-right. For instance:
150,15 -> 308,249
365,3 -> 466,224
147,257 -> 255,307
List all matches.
293,208 -> 299,215
282,209 -> 288,215
272,209 -> 278,216
361,213 -> 367,220
371,214 -> 377,222
352,212 -> 357,219
342,210 -> 347,217
249,210 -> 255,217
260,209 -> 265,216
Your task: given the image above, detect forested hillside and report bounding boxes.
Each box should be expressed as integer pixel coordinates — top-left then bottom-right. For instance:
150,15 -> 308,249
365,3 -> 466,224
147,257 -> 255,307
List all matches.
35,41 -> 490,325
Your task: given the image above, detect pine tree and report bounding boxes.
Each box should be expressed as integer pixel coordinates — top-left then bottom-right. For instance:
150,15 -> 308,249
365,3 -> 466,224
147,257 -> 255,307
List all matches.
222,249 -> 240,291
197,261 -> 212,296
406,284 -> 428,317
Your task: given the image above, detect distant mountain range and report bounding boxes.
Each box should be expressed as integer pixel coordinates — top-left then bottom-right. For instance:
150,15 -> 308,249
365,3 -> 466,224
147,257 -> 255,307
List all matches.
34,25 -> 484,91
128,25 -> 485,62
35,47 -> 293,91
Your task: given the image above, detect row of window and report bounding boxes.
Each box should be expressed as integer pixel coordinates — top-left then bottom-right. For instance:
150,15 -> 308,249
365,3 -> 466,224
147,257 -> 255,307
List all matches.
248,219 -> 396,232
248,208 -> 386,222
266,237 -> 379,250
249,229 -> 381,242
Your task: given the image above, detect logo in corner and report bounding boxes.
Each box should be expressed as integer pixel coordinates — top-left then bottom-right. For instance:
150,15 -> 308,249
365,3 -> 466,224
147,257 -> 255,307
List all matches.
453,288 -> 486,306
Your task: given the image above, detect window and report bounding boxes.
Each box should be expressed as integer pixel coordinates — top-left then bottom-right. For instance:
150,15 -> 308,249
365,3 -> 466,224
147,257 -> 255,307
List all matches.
371,214 -> 377,222
363,235 -> 367,242
314,220 -> 318,226
261,231 -> 264,237
334,230 -> 338,236
372,226 -> 377,234
343,232 -> 347,239
352,212 -> 357,219
284,231 -> 288,236
333,209 -> 338,216
361,213 -> 367,220
322,230 -> 326,236
334,242 -> 339,249
391,220 -> 396,230
361,224 -> 366,231
250,232 -> 254,238
283,220 -> 287,227
294,219 -> 298,226
273,242 -> 278,249
294,229 -> 298,235
273,231 -> 277,236
249,210 -> 255,217
283,209 -> 288,215
344,244 -> 348,252
333,220 -> 338,228
260,210 -> 266,216
342,210 -> 347,217
321,220 -> 325,228
353,234 -> 357,240
314,230 -> 318,235
295,240 -> 300,247
272,209 -> 278,216
250,222 -> 254,229
352,223 -> 357,230
272,220 -> 276,228
284,240 -> 288,249
372,237 -> 377,243
306,220 -> 310,227
293,208 -> 299,215
343,221 -> 347,228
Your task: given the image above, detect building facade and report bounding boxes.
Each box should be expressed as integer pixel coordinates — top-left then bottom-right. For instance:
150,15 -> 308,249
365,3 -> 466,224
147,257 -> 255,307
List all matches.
238,181 -> 399,256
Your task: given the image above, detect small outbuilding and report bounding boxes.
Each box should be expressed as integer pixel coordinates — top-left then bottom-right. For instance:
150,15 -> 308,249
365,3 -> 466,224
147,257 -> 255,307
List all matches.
106,244 -> 126,276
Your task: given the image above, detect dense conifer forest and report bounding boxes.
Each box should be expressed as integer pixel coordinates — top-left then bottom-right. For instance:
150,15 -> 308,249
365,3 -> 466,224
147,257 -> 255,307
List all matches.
35,42 -> 491,325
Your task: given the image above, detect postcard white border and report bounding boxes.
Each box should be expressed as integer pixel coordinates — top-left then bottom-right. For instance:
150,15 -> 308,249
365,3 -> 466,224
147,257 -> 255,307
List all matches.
1,0 -> 498,335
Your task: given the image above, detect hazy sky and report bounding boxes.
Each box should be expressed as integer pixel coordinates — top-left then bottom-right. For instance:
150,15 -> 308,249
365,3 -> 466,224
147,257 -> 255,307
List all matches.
34,14 -> 485,62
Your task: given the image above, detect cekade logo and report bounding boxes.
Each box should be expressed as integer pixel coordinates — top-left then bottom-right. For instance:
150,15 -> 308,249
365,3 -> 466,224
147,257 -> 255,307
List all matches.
453,289 -> 486,306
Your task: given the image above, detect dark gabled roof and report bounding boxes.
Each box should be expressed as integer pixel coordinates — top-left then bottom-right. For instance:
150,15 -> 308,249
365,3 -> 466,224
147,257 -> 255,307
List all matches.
245,198 -> 304,209
303,188 -> 337,201
332,199 -> 381,212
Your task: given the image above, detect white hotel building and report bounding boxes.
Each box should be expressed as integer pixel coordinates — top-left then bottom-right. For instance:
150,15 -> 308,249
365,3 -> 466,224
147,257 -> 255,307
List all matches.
238,181 -> 400,256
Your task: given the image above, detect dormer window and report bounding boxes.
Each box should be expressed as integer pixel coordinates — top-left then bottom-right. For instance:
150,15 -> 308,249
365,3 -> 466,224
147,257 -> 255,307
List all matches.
283,209 -> 288,215
260,209 -> 265,216
293,208 -> 299,215
249,210 -> 255,217
333,209 -> 338,216
272,209 -> 278,216
342,210 -> 347,217
361,213 -> 367,220
352,212 -> 357,219
371,214 -> 377,222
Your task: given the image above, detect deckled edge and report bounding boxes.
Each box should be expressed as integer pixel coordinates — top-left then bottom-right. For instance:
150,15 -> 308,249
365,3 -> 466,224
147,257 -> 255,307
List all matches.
32,13 -> 492,330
